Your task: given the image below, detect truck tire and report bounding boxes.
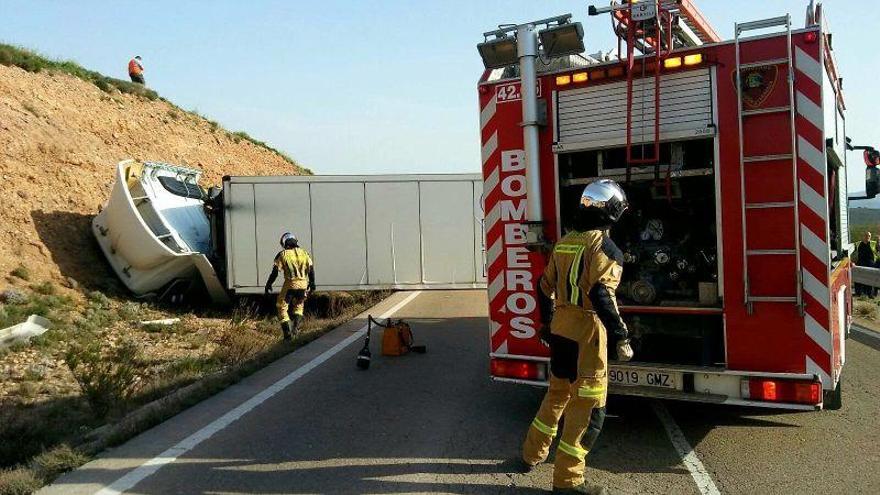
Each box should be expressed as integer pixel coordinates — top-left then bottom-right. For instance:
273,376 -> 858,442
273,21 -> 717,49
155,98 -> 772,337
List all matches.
823,376 -> 843,411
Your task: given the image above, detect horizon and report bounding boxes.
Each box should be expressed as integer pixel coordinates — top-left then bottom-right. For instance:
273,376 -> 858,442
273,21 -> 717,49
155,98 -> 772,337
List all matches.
3,0 -> 878,191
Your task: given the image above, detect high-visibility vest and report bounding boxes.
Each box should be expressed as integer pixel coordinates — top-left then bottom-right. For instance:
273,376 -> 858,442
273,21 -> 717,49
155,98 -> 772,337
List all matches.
128,59 -> 143,75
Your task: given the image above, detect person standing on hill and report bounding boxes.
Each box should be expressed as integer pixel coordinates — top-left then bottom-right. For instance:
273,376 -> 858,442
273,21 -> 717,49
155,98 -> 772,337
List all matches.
128,55 -> 145,85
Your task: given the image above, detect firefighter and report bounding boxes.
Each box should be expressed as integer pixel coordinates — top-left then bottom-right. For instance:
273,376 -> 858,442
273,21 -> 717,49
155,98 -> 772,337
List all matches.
264,232 -> 315,340
520,179 -> 633,495
128,56 -> 145,85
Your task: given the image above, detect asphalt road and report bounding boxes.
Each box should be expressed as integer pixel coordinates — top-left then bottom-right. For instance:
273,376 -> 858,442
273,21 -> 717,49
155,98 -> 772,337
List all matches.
43,291 -> 880,494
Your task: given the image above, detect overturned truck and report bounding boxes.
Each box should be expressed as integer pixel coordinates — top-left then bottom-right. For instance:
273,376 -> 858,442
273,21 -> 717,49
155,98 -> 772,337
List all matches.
93,160 -> 486,304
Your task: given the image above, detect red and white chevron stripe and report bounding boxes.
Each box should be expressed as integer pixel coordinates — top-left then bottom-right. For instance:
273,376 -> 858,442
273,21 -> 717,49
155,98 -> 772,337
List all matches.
480,95 -> 508,354
794,40 -> 833,389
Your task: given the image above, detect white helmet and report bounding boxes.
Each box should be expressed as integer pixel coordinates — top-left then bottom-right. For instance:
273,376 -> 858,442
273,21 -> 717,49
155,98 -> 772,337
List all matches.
580,179 -> 628,223
280,232 -> 298,248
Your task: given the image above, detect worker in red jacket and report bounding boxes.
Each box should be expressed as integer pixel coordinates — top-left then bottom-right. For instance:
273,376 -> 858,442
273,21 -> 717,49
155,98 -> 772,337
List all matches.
520,179 -> 633,495
128,56 -> 144,85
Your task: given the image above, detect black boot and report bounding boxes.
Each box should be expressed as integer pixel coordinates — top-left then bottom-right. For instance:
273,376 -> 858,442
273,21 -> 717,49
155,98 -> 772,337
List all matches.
290,314 -> 303,339
552,483 -> 608,495
280,321 -> 292,341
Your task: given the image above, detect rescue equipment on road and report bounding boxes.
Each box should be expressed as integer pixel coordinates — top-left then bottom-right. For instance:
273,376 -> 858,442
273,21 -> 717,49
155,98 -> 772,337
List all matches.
357,315 -> 426,370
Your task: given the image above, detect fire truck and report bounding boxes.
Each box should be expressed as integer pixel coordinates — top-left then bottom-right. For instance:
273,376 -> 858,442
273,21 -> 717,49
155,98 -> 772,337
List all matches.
478,1 -> 877,410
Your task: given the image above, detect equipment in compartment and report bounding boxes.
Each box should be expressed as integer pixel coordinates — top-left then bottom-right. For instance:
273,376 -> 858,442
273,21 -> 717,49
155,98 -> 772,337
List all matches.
559,141 -> 719,307
614,176 -> 718,306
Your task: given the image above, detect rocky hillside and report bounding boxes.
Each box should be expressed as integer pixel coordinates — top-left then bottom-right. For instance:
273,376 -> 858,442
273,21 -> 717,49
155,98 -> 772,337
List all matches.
0,55 -> 307,291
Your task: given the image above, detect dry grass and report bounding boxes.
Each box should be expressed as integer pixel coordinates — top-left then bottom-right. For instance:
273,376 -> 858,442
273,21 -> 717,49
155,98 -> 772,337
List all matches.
0,468 -> 40,495
853,298 -> 878,320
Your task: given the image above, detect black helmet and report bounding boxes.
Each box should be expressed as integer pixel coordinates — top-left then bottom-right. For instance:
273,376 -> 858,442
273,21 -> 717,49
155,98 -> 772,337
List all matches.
577,179 -> 628,227
280,232 -> 298,249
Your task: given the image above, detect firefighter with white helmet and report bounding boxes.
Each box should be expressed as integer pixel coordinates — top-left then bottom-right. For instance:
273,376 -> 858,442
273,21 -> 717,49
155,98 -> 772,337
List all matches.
520,179 -> 633,495
264,232 -> 316,340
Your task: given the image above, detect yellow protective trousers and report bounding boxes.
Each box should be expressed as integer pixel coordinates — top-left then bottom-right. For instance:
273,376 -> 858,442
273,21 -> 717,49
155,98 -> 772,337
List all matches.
523,307 -> 608,489
276,286 -> 306,322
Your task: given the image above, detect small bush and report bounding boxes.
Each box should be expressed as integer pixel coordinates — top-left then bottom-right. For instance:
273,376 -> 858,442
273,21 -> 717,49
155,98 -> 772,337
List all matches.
117,301 -> 141,321
65,339 -> 142,418
86,290 -> 111,308
29,444 -> 87,481
21,102 -> 39,117
10,265 -> 30,281
853,299 -> 877,320
212,313 -> 272,366
0,467 -> 41,495
30,281 -> 55,296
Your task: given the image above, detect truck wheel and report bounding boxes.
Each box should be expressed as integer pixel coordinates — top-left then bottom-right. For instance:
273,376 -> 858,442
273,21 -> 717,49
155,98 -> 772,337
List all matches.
823,377 -> 843,411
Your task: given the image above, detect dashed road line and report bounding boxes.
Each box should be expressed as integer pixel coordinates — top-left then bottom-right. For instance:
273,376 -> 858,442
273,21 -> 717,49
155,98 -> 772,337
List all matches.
652,401 -> 721,495
93,291 -> 423,495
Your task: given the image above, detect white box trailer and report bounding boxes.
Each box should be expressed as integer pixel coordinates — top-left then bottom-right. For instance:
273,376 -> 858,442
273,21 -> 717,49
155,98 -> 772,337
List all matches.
222,174 -> 487,294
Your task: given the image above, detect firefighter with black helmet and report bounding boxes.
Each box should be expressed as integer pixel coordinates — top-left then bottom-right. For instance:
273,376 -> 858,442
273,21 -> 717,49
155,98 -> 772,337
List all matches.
265,232 -> 316,340
520,179 -> 633,495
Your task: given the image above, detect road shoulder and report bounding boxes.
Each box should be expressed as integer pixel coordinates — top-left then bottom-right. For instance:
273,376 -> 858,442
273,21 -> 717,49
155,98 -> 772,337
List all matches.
39,291 -> 417,495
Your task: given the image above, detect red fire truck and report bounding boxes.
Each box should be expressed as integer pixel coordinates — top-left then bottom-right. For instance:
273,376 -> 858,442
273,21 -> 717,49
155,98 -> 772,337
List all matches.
479,1 -> 874,410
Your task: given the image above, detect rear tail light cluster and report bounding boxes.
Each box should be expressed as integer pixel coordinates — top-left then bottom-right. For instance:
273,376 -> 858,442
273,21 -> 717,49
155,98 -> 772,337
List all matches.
741,378 -> 821,405
491,359 -> 547,381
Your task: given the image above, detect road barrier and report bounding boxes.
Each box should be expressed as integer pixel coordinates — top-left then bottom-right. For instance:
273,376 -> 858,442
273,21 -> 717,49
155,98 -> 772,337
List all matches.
853,266 -> 880,287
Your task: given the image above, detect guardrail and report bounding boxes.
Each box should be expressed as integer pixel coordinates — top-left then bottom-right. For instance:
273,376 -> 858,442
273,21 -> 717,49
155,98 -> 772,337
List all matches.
853,266 -> 880,288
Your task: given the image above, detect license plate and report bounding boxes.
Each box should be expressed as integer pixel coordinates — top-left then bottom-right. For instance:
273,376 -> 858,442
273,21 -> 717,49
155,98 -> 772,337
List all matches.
609,368 -> 678,389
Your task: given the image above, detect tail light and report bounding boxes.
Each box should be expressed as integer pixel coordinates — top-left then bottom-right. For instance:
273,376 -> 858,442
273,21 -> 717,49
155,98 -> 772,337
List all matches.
741,378 -> 821,405
491,359 -> 546,381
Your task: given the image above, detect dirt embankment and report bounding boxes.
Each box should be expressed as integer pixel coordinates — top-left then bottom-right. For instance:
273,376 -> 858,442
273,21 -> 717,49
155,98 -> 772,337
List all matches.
0,63 -> 306,290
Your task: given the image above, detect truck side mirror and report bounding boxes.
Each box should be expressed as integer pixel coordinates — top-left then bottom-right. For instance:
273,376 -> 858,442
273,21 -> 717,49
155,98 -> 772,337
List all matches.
865,149 -> 880,199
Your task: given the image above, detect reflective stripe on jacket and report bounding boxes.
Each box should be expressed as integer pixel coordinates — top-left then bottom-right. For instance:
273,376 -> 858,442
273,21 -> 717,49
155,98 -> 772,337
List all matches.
539,230 -> 623,312
274,248 -> 313,289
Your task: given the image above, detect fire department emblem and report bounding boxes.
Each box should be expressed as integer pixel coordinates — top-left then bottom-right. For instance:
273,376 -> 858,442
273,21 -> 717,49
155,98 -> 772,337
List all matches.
733,65 -> 778,109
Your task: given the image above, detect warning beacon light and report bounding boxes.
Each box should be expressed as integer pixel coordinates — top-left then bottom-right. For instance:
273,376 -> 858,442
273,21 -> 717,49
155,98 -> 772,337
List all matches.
477,34 -> 518,69
539,21 -> 585,58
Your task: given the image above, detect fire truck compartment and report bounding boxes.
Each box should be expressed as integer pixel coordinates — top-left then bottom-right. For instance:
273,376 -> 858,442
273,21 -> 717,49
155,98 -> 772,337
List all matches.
558,138 -> 724,366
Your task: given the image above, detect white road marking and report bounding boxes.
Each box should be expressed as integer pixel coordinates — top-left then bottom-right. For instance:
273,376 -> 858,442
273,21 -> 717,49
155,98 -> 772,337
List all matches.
94,291 -> 423,495
852,325 -> 880,342
652,401 -> 721,495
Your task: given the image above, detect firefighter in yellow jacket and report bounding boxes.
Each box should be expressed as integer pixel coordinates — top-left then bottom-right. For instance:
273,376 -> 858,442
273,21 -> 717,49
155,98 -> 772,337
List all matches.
264,232 -> 315,340
521,179 -> 634,495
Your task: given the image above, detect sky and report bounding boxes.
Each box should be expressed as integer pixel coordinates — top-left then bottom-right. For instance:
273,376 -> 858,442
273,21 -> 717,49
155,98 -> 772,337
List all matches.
2,1 -> 878,191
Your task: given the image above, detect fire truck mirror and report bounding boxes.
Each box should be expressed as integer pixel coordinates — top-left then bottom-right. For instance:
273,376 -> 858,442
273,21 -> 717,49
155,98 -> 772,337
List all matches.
866,166 -> 880,199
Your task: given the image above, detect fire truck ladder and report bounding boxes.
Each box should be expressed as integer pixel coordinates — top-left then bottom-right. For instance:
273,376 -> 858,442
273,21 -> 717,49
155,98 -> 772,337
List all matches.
735,15 -> 802,313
